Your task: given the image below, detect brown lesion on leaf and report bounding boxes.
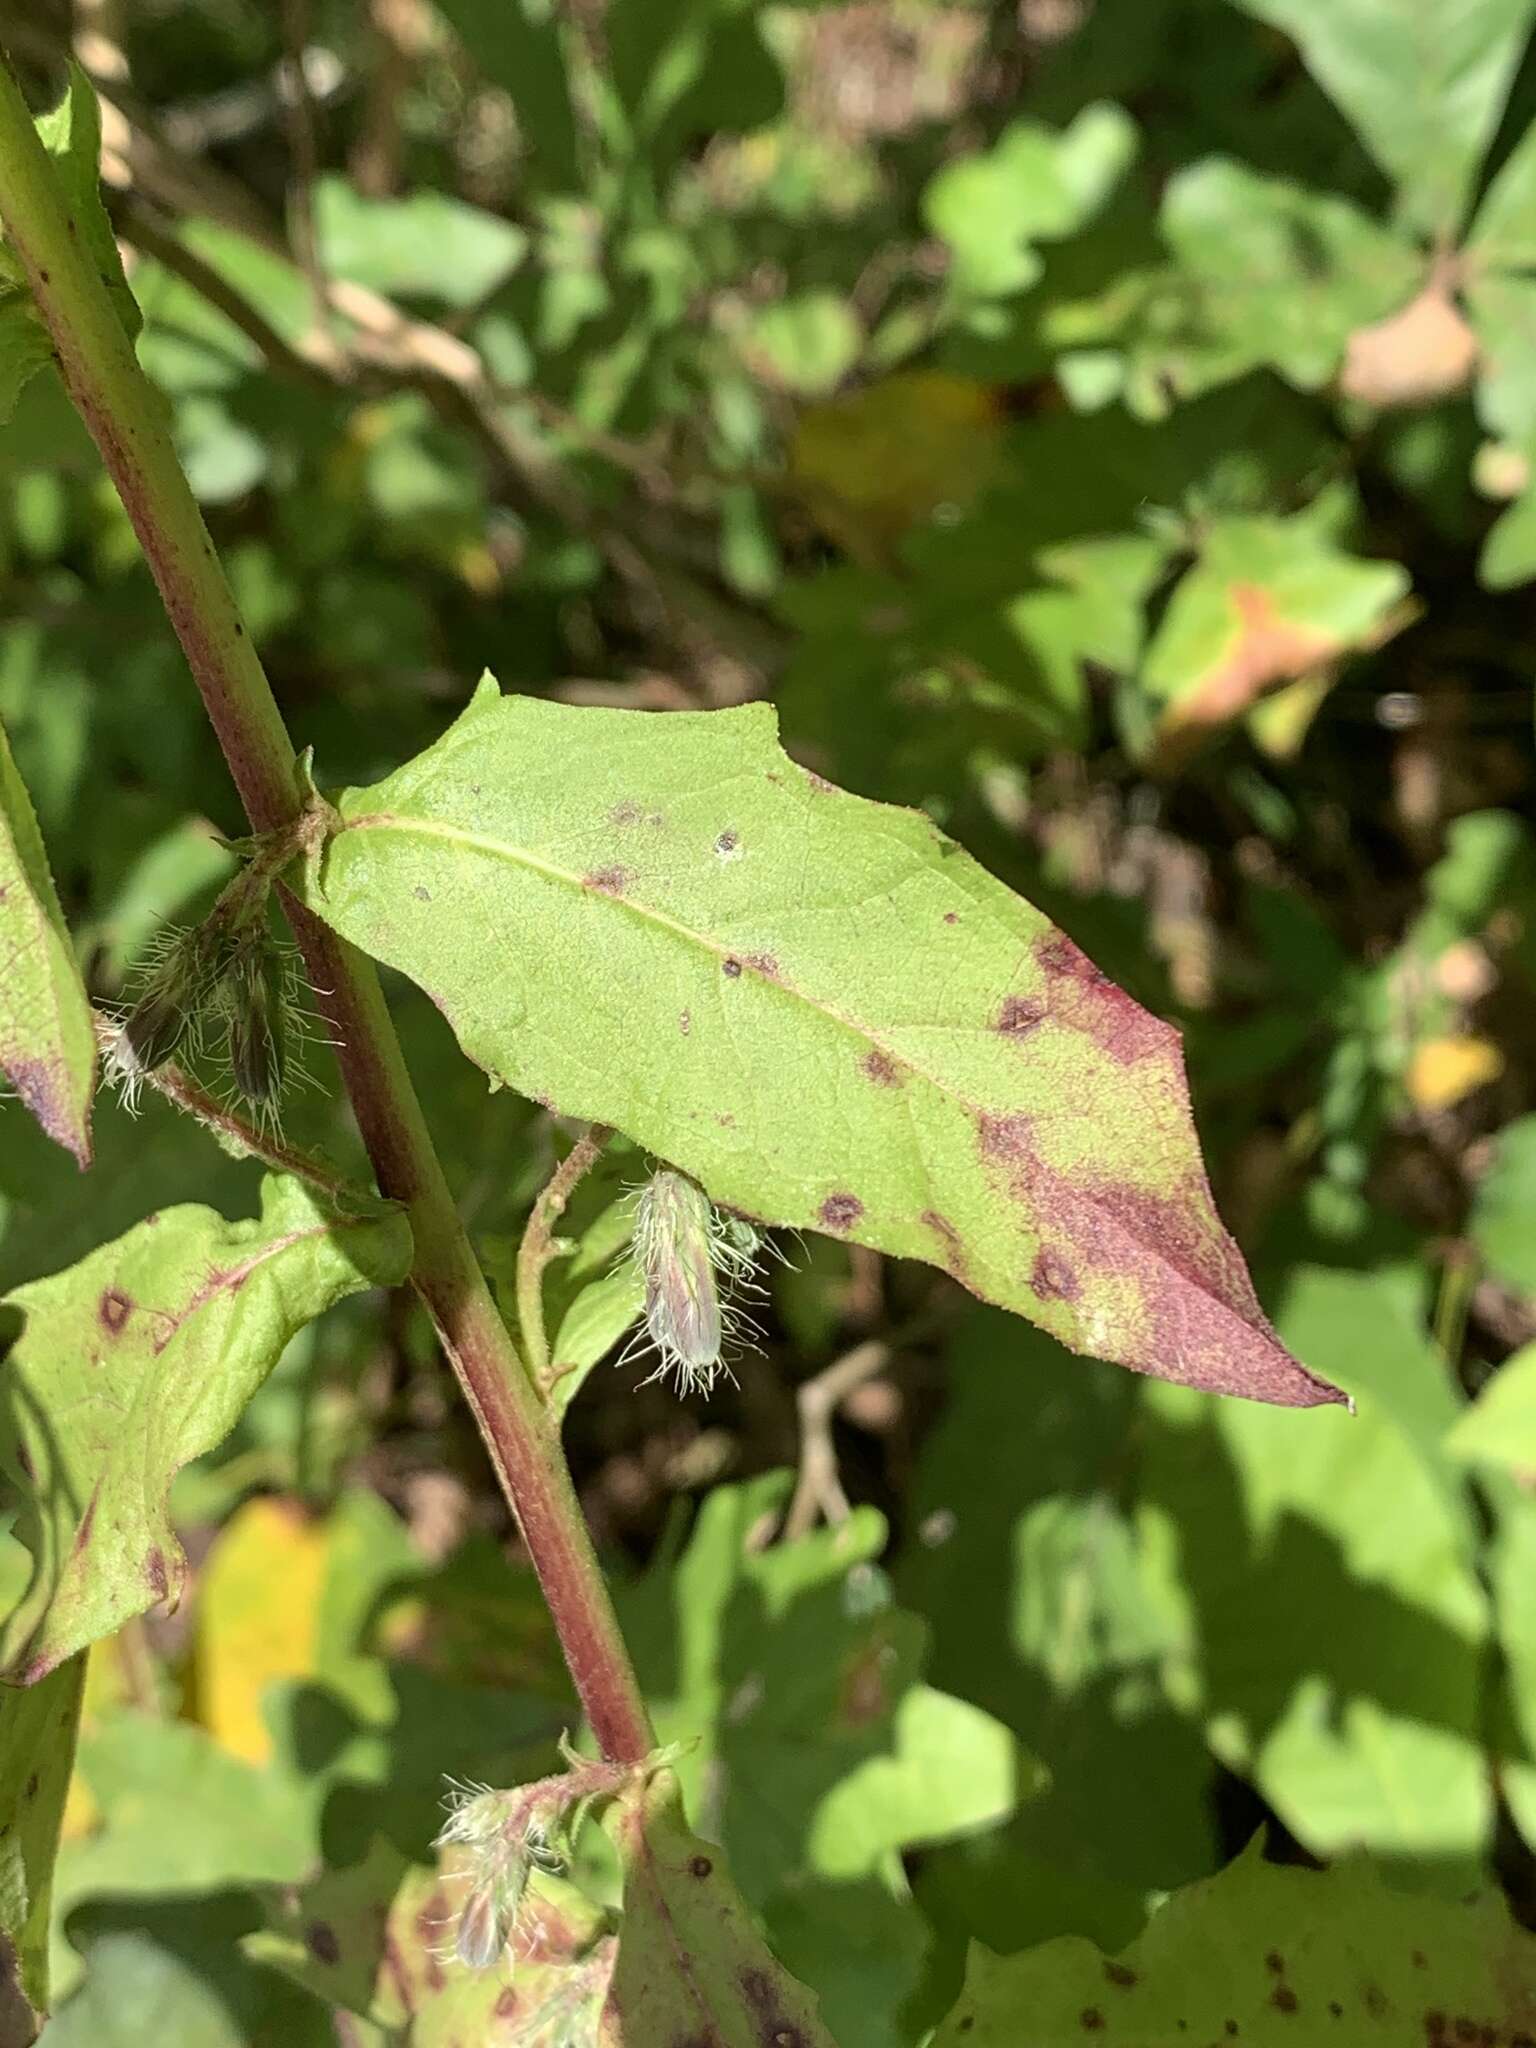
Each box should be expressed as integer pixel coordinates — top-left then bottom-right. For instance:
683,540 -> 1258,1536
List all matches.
305,1922 -> 340,1966
583,865 -> 635,895
861,1049 -> 902,1085
98,1288 -> 132,1335
819,1192 -> 863,1231
1104,1963 -> 1137,1989
743,951 -> 781,977
995,994 -> 1046,1039
1031,1249 -> 1080,1301
608,799 -> 644,826
69,1482 -> 101,1558
921,1209 -> 967,1279
494,1987 -> 518,2018
737,1966 -> 807,2048
943,911 -> 959,925
145,1545 -> 169,1599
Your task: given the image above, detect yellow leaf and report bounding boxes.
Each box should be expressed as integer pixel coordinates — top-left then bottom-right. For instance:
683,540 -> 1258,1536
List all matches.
1406,1036 -> 1504,1112
788,371 -> 1004,564
189,1495 -> 329,1764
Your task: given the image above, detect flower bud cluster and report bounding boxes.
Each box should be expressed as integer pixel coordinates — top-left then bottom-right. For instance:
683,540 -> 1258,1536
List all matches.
105,853 -> 309,1130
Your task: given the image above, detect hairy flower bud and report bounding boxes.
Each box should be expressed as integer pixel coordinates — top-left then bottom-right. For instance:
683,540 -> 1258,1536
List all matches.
107,922 -> 234,1102
436,1782 -> 567,1972
629,1168 -> 763,1396
220,930 -> 289,1116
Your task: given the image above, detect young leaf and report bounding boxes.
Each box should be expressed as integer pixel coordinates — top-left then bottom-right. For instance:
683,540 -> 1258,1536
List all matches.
0,716 -> 95,1165
933,1843 -> 1536,2045
0,1177 -> 411,1683
1231,0 -> 1536,238
0,1656 -> 84,2044
604,1772 -> 835,2048
0,62 -> 140,425
298,681 -> 1339,1407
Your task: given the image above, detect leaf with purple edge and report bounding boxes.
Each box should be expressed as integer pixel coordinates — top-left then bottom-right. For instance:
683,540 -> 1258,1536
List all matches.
297,680 -> 1339,1409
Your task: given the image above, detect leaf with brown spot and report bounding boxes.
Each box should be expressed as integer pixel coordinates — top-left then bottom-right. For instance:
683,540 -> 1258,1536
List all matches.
1144,515 -> 1408,768
0,1177 -> 409,1680
0,715 -> 94,1167
603,1773 -> 835,2047
933,1846 -> 1536,2046
247,1833 -> 615,2040
299,680 -> 1337,1407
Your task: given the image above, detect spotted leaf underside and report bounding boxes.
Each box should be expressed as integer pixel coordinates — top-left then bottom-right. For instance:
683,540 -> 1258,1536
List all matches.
0,1176 -> 411,1683
297,679 -> 1338,1408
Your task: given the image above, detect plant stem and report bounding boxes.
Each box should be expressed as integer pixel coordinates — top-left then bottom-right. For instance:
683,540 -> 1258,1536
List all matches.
0,57 -> 652,1764
517,1124 -> 613,1391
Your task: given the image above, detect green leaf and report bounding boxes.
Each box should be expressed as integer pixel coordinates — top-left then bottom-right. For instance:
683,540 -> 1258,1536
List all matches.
0,1177 -> 411,1682
604,1773 -> 835,2047
0,65 -> 141,427
297,678 -> 1338,1408
1144,1267 -> 1491,1874
933,1845 -> 1536,2045
627,1475 -> 1018,1905
1469,1115 -> 1536,1293
0,1657 -> 83,2043
746,292 -> 862,397
1157,159 -> 1422,390
40,1935 -> 249,2048
313,177 -> 526,308
898,1312 -> 1216,1909
806,1684 -> 1017,1882
1466,273 -> 1536,444
1142,513 -> 1408,749
0,715 -> 94,1165
430,0 -> 580,189
1231,0 -> 1536,237
924,104 -> 1137,300
1468,113 -> 1536,268
1447,1344 -> 1536,1470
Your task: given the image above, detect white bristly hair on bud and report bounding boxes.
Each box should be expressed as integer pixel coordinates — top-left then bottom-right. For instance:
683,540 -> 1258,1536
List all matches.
435,1782 -> 566,1973
624,1166 -> 766,1397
